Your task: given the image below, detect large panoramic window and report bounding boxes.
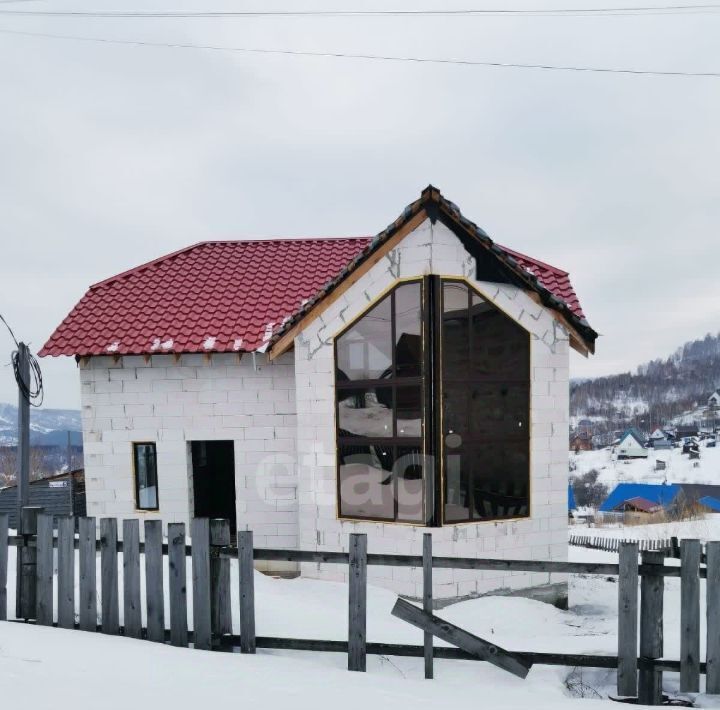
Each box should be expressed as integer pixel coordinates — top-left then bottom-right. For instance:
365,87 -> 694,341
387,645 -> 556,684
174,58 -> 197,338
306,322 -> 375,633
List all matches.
335,277 -> 530,526
336,282 -> 425,522
133,442 -> 159,511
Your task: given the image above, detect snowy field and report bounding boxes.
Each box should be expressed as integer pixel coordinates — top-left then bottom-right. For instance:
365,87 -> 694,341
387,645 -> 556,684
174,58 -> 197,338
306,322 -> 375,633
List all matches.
2,543 -> 720,708
571,514 -> 720,543
571,442 -> 720,487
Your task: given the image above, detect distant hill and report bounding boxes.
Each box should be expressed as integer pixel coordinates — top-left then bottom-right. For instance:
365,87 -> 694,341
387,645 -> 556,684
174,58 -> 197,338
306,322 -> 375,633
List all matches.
571,332 -> 720,445
0,403 -> 81,447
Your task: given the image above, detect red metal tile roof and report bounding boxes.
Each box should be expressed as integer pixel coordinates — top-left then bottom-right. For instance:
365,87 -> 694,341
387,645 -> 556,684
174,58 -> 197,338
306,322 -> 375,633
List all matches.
40,233 -> 588,357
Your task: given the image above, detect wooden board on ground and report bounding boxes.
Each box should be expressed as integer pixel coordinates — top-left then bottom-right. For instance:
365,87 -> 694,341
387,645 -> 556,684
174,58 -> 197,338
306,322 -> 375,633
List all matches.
391,597 -> 532,679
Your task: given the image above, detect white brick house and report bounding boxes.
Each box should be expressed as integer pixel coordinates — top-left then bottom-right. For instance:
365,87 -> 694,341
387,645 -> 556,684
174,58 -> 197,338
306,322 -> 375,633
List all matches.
42,186 -> 596,604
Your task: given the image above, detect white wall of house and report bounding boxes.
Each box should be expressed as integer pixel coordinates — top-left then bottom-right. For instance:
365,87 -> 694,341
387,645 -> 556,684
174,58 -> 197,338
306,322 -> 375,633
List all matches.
79,351 -> 298,563
293,217 -> 570,602
617,434 -> 648,458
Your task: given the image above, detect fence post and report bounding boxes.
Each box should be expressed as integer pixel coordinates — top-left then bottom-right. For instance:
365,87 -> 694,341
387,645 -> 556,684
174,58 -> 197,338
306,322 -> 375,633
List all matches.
35,512 -> 54,626
423,533 -> 434,680
192,518 -> 212,650
639,551 -> 665,705
238,530 -> 256,654
348,533 -> 367,672
57,515 -> 75,629
210,518 -> 232,642
680,539 -> 701,692
144,520 -> 165,643
100,518 -> 119,634
617,541 -> 639,697
0,513 -> 8,621
707,541 -> 720,694
168,522 -> 188,647
78,517 -> 97,632
17,506 -> 40,620
123,519 -> 142,639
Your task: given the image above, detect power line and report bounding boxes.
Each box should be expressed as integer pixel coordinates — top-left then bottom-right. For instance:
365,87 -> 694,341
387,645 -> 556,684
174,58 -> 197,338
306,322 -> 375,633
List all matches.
0,312 -> 44,407
0,4 -> 719,17
1,27 -> 718,78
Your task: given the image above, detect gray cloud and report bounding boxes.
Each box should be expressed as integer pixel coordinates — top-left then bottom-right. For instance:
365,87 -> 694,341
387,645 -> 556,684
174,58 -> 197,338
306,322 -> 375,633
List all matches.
1,0 -> 718,408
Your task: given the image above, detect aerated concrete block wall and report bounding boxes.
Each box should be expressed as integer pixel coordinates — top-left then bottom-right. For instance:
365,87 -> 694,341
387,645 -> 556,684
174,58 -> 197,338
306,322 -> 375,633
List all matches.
293,217 -> 570,602
79,351 -> 298,557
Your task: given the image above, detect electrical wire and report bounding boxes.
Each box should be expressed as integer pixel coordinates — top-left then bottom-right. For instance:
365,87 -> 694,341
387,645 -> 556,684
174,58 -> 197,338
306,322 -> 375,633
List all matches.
1,27 -> 718,78
0,312 -> 44,407
1,4 -> 720,17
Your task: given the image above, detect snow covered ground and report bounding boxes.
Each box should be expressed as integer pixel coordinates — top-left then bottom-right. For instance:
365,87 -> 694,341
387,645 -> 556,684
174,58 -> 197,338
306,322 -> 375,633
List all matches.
2,542 -> 720,708
571,442 -> 720,488
571,514 -> 720,543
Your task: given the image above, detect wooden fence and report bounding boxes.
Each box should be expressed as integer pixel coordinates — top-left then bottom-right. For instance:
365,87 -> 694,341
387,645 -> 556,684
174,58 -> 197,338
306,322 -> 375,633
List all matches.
1,508 -> 719,704
569,533 -> 679,555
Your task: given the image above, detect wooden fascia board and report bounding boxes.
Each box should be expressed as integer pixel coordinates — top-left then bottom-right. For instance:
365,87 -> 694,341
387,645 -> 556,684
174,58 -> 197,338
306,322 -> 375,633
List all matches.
268,208 -> 429,360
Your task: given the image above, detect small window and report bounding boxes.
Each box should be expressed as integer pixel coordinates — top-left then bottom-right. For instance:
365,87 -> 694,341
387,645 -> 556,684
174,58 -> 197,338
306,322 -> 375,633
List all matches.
133,442 -> 159,510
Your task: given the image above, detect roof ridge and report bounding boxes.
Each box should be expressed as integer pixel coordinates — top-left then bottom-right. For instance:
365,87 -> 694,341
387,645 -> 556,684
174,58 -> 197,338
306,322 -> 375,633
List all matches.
90,236 -> 373,290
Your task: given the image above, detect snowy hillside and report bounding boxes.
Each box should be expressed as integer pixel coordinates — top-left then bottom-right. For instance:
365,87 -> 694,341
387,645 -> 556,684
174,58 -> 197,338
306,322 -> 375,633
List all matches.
571,440 -> 720,488
571,331 -> 720,445
0,402 -> 81,446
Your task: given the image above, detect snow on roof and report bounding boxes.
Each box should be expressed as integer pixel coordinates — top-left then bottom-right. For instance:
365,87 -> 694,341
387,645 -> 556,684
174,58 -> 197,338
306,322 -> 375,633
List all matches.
40,187 -> 592,357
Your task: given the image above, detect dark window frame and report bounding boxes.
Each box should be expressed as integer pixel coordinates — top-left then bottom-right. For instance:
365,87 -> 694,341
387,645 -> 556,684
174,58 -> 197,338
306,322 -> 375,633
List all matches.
334,276 -> 531,526
132,441 -> 160,511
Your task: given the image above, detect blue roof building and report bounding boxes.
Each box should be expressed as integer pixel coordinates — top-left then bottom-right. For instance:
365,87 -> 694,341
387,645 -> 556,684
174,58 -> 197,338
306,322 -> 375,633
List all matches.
568,483 -> 577,511
599,483 -> 681,512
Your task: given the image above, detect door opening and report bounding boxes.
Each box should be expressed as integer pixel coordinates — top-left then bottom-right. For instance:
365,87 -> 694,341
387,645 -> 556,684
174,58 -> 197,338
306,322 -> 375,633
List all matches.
191,440 -> 237,534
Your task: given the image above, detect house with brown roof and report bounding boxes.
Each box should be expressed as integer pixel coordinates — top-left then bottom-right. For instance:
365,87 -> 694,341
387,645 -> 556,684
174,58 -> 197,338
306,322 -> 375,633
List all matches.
42,186 -> 596,603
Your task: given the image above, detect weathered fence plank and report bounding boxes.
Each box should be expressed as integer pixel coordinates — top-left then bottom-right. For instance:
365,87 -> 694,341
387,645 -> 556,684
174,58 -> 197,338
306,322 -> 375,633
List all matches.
423,533 -> 434,680
0,513 -> 8,621
79,517 -> 97,632
123,519 -> 142,639
100,518 -> 119,634
57,515 -> 75,629
617,541 -> 639,697
238,529 -> 256,654
168,522 -> 188,647
18,506 -> 40,619
144,520 -> 165,643
680,539 -> 701,692
348,533 -> 367,672
707,541 -> 720,694
192,518 -> 212,650
35,512 -> 54,626
210,518 -> 232,639
639,551 -> 665,705
392,597 -> 532,679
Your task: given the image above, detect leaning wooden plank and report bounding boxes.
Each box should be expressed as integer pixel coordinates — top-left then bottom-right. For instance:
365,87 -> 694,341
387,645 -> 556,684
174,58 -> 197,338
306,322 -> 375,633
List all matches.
617,542 -> 639,697
680,539 -> 701,692
348,533 -> 367,672
638,551 -> 664,705
57,515 -> 75,629
168,523 -> 188,647
78,517 -> 97,632
0,513 -> 8,621
144,520 -> 165,643
391,597 -> 532,679
707,541 -> 720,694
100,518 -> 119,634
123,519 -> 142,639
192,518 -> 212,650
237,530 -> 256,654
35,512 -> 54,626
423,533 -> 434,680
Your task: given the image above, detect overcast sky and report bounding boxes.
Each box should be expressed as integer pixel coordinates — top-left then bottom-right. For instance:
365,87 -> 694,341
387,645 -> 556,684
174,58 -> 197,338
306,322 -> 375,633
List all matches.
1,0 -> 718,410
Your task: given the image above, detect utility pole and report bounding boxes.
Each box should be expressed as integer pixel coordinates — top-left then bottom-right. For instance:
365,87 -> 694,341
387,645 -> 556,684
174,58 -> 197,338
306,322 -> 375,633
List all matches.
15,341 -> 31,618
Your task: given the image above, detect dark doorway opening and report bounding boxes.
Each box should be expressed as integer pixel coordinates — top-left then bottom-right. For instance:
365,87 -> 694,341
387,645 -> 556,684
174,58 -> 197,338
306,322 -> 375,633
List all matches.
191,441 -> 236,534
